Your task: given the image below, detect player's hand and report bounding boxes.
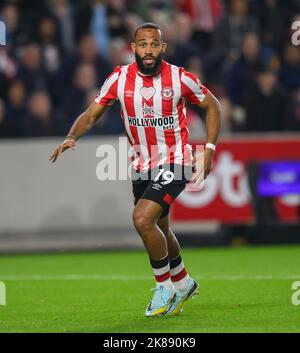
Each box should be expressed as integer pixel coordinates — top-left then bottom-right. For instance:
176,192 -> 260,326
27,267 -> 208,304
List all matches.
190,148 -> 214,185
48,137 -> 76,163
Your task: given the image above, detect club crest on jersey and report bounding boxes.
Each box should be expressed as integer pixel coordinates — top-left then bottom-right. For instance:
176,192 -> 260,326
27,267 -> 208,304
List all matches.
161,87 -> 174,100
140,86 -> 156,101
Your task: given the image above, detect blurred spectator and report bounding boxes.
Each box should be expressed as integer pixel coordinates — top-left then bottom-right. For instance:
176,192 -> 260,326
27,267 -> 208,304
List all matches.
61,63 -> 97,125
49,0 -> 75,53
185,106 -> 206,141
0,0 -> 299,138
219,96 -> 233,133
176,0 -> 224,52
23,91 -> 57,137
209,0 -> 259,79
288,88 -> 300,131
125,12 -> 143,42
186,56 -> 205,83
36,15 -> 62,49
16,43 -> 49,93
109,38 -> 133,66
127,0 -> 149,21
0,47 -> 17,99
89,0 -> 110,57
107,0 -> 129,38
146,0 -> 173,23
86,87 -> 101,107
245,68 -> 289,132
5,80 -> 27,135
35,15 -> 63,78
0,98 -> 19,137
0,4 -> 21,49
252,0 -> 285,53
60,34 -> 111,91
279,43 -> 300,94
225,32 -> 275,104
155,12 -> 201,68
171,11 -> 201,67
278,1 -> 300,25
85,87 -> 124,135
219,95 -> 247,133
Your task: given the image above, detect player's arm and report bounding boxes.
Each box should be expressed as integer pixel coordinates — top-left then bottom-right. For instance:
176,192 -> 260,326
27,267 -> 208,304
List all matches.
49,102 -> 109,163
191,91 -> 221,183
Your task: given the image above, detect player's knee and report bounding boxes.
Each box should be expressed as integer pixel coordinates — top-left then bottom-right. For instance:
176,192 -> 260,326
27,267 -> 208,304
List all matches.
132,208 -> 154,235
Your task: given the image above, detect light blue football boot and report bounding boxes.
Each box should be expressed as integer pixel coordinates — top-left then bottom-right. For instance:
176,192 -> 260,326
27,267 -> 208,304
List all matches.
145,285 -> 176,317
165,278 -> 199,315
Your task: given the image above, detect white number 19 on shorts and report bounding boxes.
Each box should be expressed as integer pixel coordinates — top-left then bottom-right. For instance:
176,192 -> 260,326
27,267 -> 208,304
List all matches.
154,169 -> 175,185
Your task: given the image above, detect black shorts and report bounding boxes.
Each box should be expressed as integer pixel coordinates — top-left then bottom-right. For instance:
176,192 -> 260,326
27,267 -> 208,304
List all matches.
131,164 -> 193,218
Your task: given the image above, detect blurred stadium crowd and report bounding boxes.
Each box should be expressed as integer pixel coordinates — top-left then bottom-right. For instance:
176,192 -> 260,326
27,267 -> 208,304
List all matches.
0,0 -> 300,138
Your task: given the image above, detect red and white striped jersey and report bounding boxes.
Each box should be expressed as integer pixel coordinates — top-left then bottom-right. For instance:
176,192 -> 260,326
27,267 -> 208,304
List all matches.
95,60 -> 208,172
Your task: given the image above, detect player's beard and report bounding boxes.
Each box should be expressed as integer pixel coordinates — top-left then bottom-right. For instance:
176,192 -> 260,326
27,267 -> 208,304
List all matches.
135,52 -> 163,75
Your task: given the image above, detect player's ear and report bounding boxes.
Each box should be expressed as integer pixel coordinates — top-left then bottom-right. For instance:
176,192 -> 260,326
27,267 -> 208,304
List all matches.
162,42 -> 167,53
131,42 -> 136,53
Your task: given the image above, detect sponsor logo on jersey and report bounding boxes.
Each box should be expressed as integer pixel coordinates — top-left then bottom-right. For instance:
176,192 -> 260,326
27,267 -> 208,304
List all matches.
125,90 -> 134,97
127,115 -> 174,130
142,103 -> 155,117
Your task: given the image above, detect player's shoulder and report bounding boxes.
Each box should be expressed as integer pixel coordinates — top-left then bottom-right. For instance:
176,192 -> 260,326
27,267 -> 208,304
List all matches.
180,67 -> 197,81
112,65 -> 123,74
162,60 -> 181,72
164,61 -> 197,81
112,63 -> 135,75
161,60 -> 185,80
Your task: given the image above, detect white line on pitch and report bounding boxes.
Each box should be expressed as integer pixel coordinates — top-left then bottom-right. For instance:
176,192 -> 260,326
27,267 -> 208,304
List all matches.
0,274 -> 299,281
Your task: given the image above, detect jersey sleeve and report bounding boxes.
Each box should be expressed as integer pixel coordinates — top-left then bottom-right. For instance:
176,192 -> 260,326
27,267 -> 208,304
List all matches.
95,66 -> 121,106
180,68 -> 209,104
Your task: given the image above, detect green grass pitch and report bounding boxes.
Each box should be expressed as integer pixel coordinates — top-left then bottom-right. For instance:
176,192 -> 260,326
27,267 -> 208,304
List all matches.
0,245 -> 300,333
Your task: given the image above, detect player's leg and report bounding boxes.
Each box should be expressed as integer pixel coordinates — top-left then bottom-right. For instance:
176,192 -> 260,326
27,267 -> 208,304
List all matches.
158,214 -> 199,316
157,214 -> 180,260
132,179 -> 174,286
132,164 -> 197,316
132,198 -> 175,317
158,214 -> 197,290
158,215 -> 191,288
132,198 -> 168,261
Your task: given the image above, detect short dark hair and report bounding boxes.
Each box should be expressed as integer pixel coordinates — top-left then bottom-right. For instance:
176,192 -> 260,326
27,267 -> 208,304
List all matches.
134,23 -> 163,41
